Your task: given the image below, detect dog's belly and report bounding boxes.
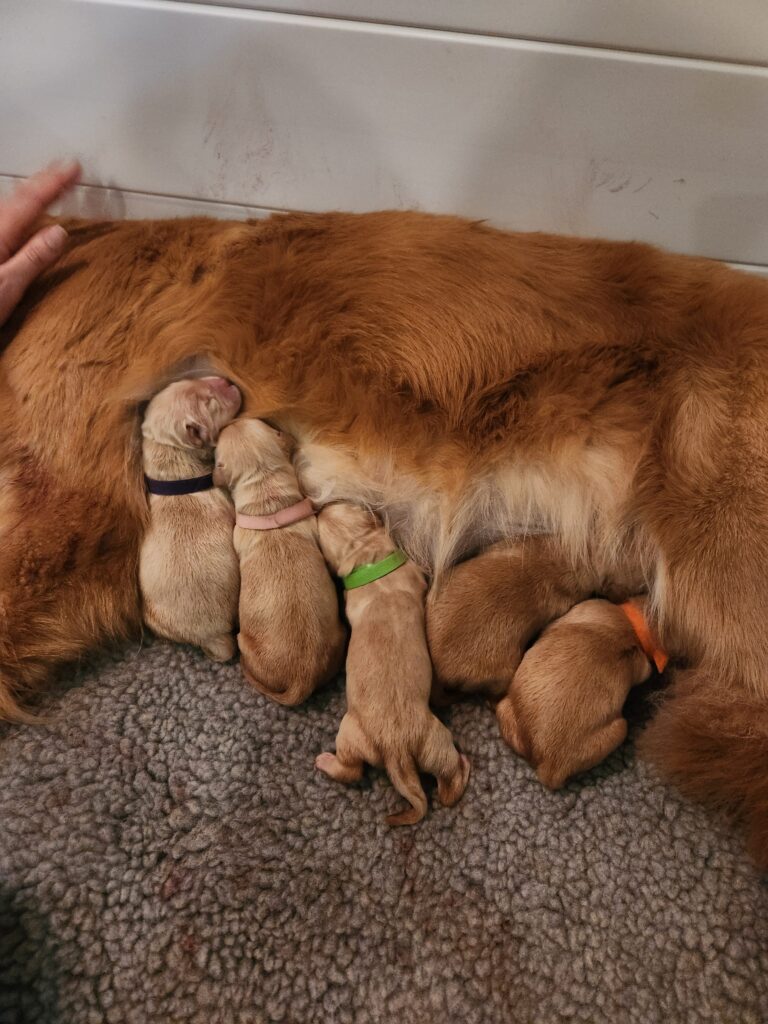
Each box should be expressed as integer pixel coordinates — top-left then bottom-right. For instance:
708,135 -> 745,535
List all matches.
295,432 -> 642,576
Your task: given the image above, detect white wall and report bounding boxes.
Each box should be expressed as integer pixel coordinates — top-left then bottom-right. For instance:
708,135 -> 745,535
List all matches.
1,0 -> 767,271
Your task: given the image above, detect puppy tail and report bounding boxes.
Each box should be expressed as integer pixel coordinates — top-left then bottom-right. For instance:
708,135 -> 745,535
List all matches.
638,671 -> 768,869
385,759 -> 428,826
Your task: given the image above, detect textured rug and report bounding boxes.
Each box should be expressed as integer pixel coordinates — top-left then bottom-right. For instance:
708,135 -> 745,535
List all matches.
0,639 -> 767,1024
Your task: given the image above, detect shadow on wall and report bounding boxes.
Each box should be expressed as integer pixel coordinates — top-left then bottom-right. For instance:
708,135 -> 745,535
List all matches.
0,883 -> 61,1023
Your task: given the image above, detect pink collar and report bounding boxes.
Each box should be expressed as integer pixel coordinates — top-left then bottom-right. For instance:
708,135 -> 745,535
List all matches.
235,497 -> 315,531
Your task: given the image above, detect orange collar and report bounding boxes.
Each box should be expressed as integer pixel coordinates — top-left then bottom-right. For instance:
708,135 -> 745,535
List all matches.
619,600 -> 668,673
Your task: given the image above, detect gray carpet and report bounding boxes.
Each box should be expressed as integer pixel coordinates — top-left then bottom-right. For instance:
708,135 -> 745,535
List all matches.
1,640 -> 767,1024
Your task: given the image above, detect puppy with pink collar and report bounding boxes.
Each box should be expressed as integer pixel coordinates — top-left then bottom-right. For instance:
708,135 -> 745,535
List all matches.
214,418 -> 346,705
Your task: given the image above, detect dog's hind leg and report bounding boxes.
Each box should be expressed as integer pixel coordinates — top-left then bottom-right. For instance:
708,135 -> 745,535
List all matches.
636,371 -> 768,868
315,713 -> 374,784
419,716 -> 471,808
0,456 -> 143,719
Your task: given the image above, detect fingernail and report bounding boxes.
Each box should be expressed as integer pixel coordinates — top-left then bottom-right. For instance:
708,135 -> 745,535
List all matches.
42,224 -> 68,251
47,158 -> 81,179
62,158 -> 81,179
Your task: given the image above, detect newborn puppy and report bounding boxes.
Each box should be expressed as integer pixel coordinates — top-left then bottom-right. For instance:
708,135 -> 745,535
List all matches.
426,536 -> 646,702
315,503 -> 470,825
496,597 -> 664,789
140,376 -> 242,660
214,418 -> 345,705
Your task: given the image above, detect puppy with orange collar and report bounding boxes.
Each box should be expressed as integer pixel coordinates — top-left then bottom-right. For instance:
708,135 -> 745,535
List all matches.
214,418 -> 345,705
315,502 -> 470,825
496,596 -> 667,789
140,376 -> 242,661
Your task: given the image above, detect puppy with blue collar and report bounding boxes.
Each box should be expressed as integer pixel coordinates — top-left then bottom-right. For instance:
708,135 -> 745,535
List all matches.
140,376 -> 242,660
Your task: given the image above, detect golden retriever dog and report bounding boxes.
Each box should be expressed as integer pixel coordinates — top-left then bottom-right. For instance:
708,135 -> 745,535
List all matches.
140,376 -> 241,660
3,209 -> 768,862
214,417 -> 345,704
495,597 -> 661,789
315,502 -> 469,824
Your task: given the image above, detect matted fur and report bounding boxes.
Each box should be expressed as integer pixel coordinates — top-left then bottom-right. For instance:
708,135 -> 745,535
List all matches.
2,210 -> 768,861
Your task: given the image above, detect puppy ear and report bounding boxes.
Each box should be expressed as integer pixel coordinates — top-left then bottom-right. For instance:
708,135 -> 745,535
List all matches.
185,421 -> 210,448
212,462 -> 227,488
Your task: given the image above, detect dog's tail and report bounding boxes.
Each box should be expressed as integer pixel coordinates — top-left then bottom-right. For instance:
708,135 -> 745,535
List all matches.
0,676 -> 41,724
638,671 -> 768,869
385,758 -> 428,826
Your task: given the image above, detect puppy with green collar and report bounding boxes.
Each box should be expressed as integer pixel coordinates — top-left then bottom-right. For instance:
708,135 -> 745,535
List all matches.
315,502 -> 470,825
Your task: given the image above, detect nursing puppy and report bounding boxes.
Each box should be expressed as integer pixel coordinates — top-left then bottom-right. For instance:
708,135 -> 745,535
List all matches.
496,597 -> 662,789
427,535 -> 645,703
315,503 -> 470,825
140,376 -> 241,660
214,418 -> 345,705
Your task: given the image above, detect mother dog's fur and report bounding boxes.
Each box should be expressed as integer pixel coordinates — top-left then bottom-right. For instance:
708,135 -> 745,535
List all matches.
2,211 -> 768,862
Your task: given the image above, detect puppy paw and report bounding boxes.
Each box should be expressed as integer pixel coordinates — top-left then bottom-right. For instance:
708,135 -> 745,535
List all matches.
315,751 -> 364,784
437,752 -> 471,808
315,752 -> 338,775
202,635 -> 236,662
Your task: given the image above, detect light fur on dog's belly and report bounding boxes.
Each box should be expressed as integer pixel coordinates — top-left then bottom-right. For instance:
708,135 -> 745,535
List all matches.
296,436 -> 638,576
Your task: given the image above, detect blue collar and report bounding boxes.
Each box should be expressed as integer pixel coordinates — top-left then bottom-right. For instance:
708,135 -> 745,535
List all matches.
145,473 -> 214,496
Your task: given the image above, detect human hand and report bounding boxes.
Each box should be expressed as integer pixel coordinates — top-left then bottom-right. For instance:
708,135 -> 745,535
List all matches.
0,160 -> 81,326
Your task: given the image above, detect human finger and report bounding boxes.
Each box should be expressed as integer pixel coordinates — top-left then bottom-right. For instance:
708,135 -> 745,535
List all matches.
0,223 -> 68,325
0,160 -> 80,262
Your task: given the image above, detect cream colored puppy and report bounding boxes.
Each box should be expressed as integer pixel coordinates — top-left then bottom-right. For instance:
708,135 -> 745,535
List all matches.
140,376 -> 241,660
214,418 -> 346,705
496,597 -> 663,789
315,503 -> 470,825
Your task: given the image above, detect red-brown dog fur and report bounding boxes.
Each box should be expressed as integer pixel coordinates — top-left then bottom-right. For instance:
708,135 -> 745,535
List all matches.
2,210 -> 768,863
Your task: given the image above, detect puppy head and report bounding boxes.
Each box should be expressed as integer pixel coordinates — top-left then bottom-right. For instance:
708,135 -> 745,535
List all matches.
213,417 -> 294,489
316,502 -> 381,576
503,600 -> 646,788
142,376 -> 241,451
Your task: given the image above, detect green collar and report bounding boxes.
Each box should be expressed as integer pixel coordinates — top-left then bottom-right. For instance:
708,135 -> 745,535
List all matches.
342,549 -> 408,590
